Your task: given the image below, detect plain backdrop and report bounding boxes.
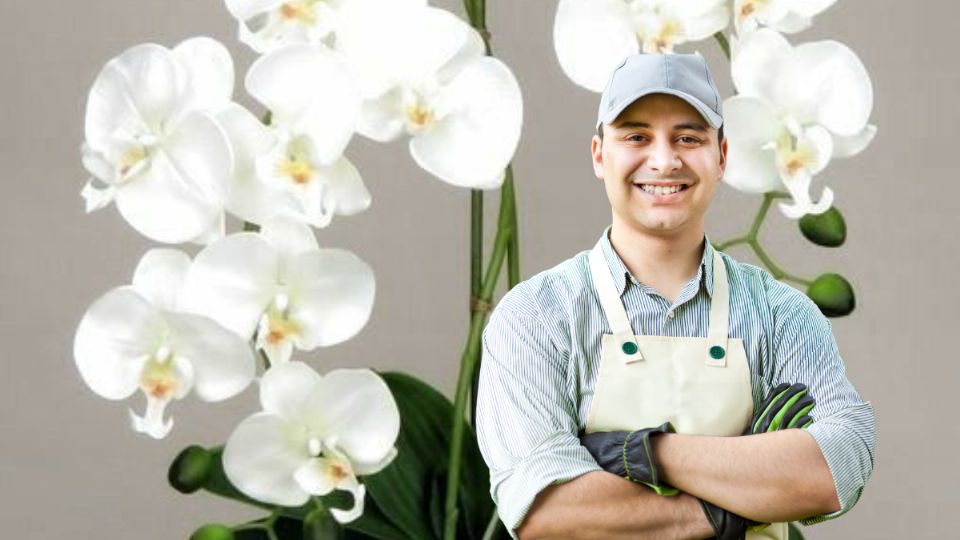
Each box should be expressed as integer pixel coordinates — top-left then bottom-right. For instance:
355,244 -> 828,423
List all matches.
1,0 -> 954,538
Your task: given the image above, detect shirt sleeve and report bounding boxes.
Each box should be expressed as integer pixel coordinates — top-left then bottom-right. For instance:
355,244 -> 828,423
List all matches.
475,300 -> 602,539
769,290 -> 877,526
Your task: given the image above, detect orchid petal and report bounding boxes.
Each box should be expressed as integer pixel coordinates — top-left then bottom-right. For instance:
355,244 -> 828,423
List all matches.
722,96 -> 785,193
74,287 -> 165,400
223,412 -> 310,506
286,248 -> 375,349
731,28 -> 791,101
356,88 -> 406,143
260,216 -> 320,257
182,233 -> 279,339
84,43 -> 180,147
114,113 -> 231,244
309,370 -> 399,467
832,123 -> 877,159
318,157 -> 371,218
171,37 -> 235,115
767,11 -> 811,33
336,1 -> 469,97
81,178 -> 117,213
166,312 -> 256,401
224,0 -> 283,20
791,0 -> 838,18
259,361 -> 322,419
794,40 -> 873,137
553,0 -> 637,92
330,481 -> 366,523
129,394 -> 175,439
246,45 -> 360,164
131,248 -> 192,311
409,57 -> 522,189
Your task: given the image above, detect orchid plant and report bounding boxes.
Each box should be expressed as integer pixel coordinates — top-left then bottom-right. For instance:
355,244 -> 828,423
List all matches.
74,0 -> 874,539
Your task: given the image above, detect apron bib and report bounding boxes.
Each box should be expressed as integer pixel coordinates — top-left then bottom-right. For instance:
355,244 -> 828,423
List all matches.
585,240 -> 787,540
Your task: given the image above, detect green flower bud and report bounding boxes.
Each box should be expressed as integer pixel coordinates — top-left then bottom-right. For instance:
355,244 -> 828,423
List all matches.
169,445 -> 213,494
798,207 -> 846,247
190,523 -> 234,540
806,273 -> 855,317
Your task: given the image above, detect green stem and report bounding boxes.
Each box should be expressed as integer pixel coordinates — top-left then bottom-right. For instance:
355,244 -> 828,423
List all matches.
714,192 -> 811,286
713,31 -> 730,59
445,167 -> 516,540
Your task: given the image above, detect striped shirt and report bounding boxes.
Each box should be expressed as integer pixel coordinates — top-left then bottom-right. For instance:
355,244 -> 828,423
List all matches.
475,225 -> 876,538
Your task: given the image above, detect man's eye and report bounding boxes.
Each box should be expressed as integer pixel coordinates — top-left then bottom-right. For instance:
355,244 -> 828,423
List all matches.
627,135 -> 646,142
677,136 -> 702,144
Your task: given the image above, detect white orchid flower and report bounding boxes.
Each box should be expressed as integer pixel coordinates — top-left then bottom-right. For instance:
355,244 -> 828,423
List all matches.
228,45 -> 370,228
335,1 -> 523,189
224,0 -> 425,54
734,0 -> 838,35
223,361 -> 399,521
181,217 -> 375,365
723,29 -> 876,218
553,0 -> 729,91
74,249 -> 256,439
81,37 -> 235,244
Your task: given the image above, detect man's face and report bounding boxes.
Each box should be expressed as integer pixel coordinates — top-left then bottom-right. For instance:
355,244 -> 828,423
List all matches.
591,93 -> 727,237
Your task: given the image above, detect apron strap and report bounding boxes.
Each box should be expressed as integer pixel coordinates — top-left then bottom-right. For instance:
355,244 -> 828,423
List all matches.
589,242 -> 643,361
705,249 -> 730,367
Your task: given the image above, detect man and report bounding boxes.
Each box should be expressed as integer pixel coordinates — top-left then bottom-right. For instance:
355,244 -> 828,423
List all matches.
475,53 -> 876,539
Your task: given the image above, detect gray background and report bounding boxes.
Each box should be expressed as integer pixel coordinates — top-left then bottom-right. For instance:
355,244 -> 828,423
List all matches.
1,0 -> 952,538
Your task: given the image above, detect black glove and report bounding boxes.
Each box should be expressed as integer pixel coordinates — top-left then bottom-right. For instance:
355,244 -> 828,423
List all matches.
699,498 -> 760,540
747,382 -> 815,435
699,382 -> 818,539
579,421 -> 678,496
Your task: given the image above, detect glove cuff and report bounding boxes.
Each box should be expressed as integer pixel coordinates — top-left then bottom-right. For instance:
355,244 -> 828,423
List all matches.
623,422 -> 678,496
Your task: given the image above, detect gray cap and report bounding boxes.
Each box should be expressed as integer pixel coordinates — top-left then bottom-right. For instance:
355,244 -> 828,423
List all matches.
596,53 -> 723,131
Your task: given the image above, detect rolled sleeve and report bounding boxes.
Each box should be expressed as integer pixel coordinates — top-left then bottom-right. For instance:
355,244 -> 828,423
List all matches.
476,301 -> 601,538
770,293 -> 877,525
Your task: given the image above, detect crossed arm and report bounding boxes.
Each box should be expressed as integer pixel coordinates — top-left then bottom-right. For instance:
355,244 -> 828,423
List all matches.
516,429 -> 840,539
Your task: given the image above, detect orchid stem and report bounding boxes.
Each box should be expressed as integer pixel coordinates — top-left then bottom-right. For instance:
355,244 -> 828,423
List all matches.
714,192 -> 811,286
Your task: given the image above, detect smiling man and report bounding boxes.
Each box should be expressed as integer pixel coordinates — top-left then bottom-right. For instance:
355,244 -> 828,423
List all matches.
475,53 -> 876,540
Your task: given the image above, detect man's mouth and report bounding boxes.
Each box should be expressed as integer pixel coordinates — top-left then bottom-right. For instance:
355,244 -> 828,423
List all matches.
633,183 -> 691,196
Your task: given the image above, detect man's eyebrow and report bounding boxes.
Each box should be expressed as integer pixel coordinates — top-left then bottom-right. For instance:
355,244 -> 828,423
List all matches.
613,120 -> 708,132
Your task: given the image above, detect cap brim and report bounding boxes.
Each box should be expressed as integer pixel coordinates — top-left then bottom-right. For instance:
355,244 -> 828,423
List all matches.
598,87 -> 723,130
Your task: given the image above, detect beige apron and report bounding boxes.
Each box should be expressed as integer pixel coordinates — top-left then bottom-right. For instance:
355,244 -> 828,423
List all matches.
585,240 -> 787,539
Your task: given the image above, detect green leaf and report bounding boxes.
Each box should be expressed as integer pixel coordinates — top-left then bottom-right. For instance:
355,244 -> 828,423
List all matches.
200,446 -> 312,520
350,372 -> 495,540
798,207 -> 846,247
806,273 -> 856,317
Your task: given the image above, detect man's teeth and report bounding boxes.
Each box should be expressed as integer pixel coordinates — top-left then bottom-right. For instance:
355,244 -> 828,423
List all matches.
638,184 -> 684,195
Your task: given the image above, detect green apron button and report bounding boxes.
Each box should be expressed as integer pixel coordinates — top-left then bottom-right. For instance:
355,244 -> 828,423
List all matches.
622,342 -> 638,355
709,345 -> 725,359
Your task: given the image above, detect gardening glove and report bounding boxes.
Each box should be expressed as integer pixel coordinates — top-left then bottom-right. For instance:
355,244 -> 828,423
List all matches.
699,498 -> 760,540
747,382 -> 816,435
698,383 -> 818,539
579,421 -> 678,496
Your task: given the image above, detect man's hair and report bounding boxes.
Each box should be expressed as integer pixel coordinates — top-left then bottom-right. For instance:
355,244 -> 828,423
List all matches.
597,123 -> 725,151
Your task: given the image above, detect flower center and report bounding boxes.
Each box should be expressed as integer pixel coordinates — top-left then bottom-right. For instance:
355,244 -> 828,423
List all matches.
139,347 -> 178,399
276,139 -> 317,186
279,1 -> 318,23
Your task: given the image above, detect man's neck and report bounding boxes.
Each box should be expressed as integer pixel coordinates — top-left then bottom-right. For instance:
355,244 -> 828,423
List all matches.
608,220 -> 705,302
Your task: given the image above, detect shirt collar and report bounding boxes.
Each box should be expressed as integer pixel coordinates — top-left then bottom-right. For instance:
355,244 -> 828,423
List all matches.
599,225 -> 714,299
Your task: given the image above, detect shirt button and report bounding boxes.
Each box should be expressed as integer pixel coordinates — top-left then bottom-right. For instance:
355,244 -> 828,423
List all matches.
667,310 -> 675,319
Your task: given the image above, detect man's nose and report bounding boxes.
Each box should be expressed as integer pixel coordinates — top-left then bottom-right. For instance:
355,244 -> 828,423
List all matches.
647,139 -> 681,174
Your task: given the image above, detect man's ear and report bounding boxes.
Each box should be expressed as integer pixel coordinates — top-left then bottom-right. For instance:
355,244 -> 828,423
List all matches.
718,136 -> 728,176
591,134 -> 604,180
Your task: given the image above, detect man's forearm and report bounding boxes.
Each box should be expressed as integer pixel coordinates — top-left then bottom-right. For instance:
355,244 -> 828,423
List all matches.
653,429 -> 841,523
517,470 -> 713,540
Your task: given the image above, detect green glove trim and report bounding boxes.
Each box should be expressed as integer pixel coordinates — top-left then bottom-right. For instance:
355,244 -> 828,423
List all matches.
786,404 -> 815,428
770,389 -> 807,430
